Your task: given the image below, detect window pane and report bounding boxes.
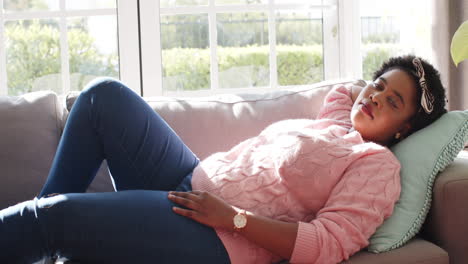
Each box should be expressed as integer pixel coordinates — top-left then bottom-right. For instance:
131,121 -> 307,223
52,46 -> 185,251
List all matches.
4,0 -> 58,12
160,0 -> 208,8
68,16 -> 119,91
5,19 -> 62,95
66,0 -> 116,9
360,0 -> 432,80
276,10 -> 323,86
215,0 -> 267,5
161,14 -> 210,91
217,12 -> 269,89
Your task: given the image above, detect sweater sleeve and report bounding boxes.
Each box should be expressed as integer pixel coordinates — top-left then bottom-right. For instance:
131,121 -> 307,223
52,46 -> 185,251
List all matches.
316,85 -> 353,122
289,150 -> 401,264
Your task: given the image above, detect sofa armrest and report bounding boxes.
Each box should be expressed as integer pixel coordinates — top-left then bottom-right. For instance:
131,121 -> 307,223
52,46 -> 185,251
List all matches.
423,151 -> 468,264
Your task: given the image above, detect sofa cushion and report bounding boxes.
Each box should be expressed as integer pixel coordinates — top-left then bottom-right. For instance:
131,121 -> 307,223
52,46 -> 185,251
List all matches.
0,91 -> 65,209
368,111 -> 468,252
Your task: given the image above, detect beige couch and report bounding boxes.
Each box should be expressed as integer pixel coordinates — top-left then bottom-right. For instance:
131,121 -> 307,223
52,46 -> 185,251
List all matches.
1,79 -> 467,263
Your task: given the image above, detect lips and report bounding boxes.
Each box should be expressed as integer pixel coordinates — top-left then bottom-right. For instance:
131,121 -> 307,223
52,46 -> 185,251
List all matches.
360,102 -> 374,119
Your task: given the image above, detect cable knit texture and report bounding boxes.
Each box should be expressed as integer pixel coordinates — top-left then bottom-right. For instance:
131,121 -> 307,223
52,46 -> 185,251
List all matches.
191,85 -> 401,264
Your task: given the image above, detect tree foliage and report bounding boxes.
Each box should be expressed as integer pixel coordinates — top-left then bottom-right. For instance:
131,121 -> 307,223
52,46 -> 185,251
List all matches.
6,21 -> 117,95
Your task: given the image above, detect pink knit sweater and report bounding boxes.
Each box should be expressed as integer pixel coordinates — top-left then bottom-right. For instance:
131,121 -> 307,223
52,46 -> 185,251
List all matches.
191,85 -> 401,264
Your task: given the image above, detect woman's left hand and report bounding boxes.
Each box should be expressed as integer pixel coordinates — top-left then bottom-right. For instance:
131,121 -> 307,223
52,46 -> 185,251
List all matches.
168,191 -> 236,230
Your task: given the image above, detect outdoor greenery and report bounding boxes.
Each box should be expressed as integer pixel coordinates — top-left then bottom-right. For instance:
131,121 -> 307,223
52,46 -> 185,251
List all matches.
162,45 -> 324,91
361,43 -> 402,80
161,12 -> 323,50
6,20 -> 118,95
3,0 -> 48,11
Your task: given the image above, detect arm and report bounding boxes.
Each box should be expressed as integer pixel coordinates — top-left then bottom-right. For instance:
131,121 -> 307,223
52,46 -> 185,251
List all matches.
316,83 -> 364,121
168,191 -> 298,260
289,151 -> 401,263
316,85 -> 354,121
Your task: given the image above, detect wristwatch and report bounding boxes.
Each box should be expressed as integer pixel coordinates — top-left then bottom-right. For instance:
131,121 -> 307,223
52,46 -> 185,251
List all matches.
233,210 -> 248,231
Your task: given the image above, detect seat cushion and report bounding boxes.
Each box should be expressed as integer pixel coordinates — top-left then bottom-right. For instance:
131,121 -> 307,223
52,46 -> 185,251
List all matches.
344,238 -> 448,264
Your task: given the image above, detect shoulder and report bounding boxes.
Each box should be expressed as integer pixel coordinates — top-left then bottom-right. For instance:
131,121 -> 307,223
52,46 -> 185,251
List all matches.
350,142 -> 401,174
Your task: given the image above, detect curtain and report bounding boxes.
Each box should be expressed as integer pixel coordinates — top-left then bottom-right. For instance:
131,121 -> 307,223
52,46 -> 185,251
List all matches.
432,0 -> 468,111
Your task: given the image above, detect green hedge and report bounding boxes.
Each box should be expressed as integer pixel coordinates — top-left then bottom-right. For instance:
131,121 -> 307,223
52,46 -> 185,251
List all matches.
163,44 -> 401,91
277,45 -> 323,86
361,43 -> 403,80
162,45 -> 323,91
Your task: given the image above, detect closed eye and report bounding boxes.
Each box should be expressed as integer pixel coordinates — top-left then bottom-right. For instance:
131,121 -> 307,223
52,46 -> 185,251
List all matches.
388,97 -> 398,108
373,82 -> 384,91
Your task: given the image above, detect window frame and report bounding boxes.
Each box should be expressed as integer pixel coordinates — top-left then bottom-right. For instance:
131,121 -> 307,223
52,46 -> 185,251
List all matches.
0,0 -> 141,96
0,0 -> 7,96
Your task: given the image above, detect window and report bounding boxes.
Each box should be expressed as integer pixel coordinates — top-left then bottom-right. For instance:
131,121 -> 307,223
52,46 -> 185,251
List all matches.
359,0 -> 433,80
0,0 -> 140,96
1,0 -> 435,97
139,0 -> 339,96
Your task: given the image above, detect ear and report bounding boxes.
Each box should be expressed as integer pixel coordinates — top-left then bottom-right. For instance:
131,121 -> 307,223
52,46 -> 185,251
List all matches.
399,122 -> 413,138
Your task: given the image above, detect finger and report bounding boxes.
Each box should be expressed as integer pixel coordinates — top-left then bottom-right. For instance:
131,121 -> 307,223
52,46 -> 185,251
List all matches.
172,206 -> 204,223
169,191 -> 202,202
189,190 -> 203,195
168,194 -> 201,210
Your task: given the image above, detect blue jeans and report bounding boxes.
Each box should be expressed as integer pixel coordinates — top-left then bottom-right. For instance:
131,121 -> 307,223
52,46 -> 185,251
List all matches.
0,78 -> 230,264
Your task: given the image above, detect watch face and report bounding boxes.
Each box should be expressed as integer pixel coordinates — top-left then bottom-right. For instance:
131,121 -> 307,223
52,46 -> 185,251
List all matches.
234,213 -> 247,228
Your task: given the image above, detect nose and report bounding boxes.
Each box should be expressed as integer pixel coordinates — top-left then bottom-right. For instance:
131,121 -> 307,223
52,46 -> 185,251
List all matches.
369,93 -> 382,108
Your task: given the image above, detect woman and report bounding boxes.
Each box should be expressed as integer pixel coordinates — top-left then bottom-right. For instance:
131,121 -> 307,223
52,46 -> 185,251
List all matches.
0,55 -> 447,264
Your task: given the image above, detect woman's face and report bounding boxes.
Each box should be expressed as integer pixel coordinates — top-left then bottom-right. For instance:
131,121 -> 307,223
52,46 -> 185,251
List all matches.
351,69 -> 419,146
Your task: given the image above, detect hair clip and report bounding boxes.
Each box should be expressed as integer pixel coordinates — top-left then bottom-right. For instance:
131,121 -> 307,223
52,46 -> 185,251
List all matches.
412,58 -> 434,114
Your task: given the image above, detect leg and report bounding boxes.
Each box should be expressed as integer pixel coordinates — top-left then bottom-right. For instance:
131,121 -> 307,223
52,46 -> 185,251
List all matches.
0,191 -> 230,264
39,78 -> 199,197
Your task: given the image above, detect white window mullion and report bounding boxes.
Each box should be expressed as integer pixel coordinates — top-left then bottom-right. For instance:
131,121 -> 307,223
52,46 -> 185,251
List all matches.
139,0 -> 163,97
322,0 -> 340,80
117,0 -> 141,95
0,0 -> 7,96
337,0 -> 361,79
59,0 -> 70,94
208,0 -> 219,91
268,0 -> 278,90
159,4 -> 334,15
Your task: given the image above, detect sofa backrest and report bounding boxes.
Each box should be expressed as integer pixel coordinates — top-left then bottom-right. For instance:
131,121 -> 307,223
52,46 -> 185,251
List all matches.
145,82 -> 345,160
0,91 -> 65,209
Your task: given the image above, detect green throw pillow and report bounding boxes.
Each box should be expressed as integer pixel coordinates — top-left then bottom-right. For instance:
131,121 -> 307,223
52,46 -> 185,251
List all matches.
368,110 -> 468,253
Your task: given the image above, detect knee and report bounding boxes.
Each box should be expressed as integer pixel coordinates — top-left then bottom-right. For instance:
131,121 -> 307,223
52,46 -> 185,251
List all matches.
81,77 -> 125,99
76,77 -> 133,113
